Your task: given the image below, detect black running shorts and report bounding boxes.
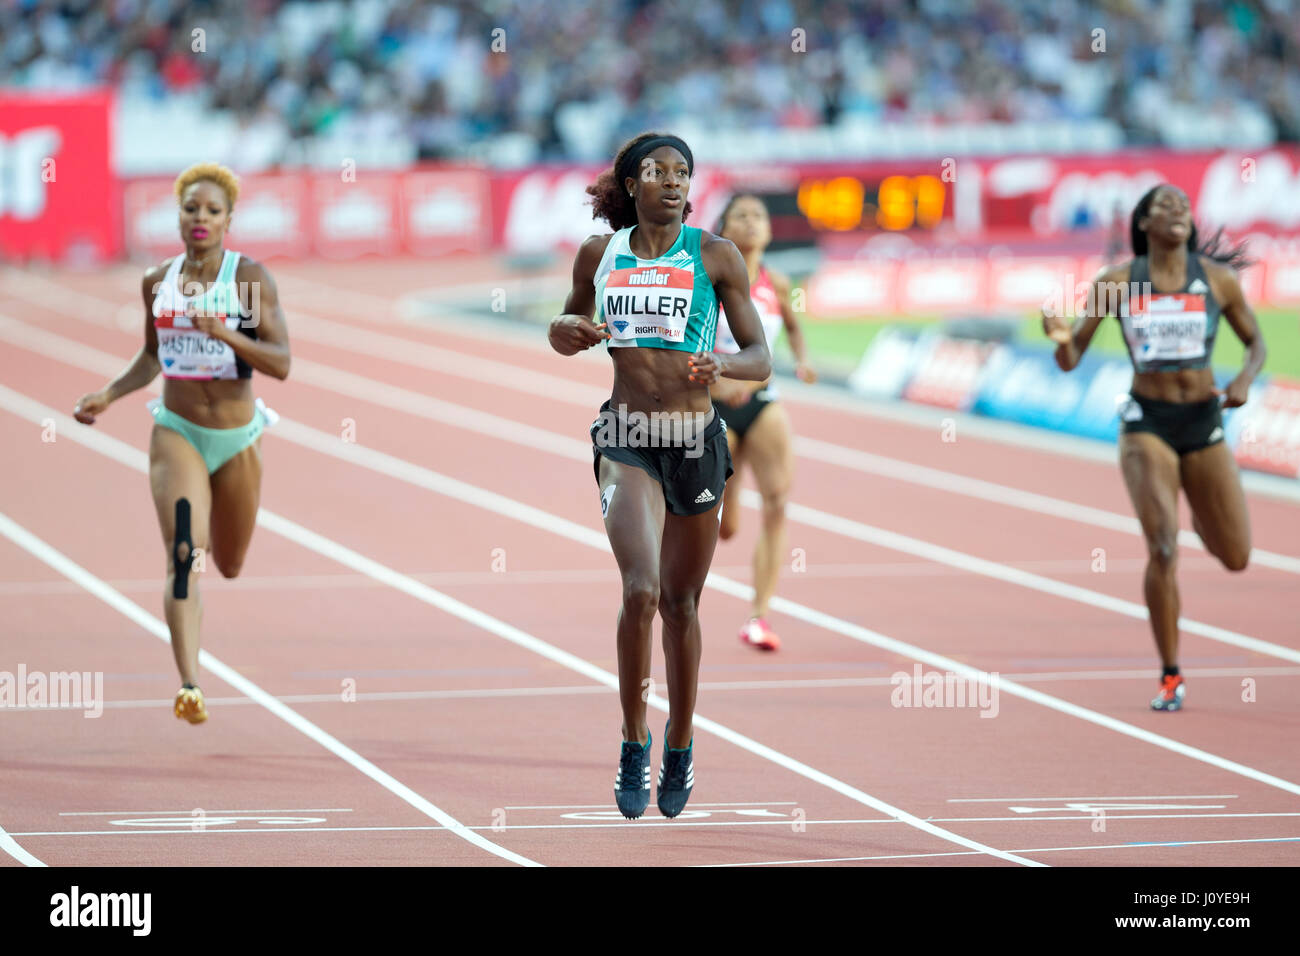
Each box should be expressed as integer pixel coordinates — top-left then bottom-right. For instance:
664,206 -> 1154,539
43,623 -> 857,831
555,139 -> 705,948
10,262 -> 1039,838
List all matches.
1119,393 -> 1225,456
590,399 -> 733,517
712,385 -> 778,441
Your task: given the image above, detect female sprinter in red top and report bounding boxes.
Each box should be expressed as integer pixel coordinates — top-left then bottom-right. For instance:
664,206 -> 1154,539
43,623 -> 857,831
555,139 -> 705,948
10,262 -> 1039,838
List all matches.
709,193 -> 817,651
74,162 -> 291,724
1043,183 -> 1264,712
548,133 -> 770,818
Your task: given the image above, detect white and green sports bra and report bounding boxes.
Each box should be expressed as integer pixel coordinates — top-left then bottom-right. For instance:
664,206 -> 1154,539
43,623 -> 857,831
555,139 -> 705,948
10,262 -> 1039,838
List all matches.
593,225 -> 720,354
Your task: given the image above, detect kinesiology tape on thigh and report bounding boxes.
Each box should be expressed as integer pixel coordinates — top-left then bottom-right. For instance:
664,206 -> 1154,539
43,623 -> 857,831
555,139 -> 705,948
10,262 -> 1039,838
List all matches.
172,498 -> 195,599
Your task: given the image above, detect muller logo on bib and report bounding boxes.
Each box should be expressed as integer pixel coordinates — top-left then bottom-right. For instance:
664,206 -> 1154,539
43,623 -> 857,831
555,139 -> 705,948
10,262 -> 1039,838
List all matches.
604,264 -> 694,343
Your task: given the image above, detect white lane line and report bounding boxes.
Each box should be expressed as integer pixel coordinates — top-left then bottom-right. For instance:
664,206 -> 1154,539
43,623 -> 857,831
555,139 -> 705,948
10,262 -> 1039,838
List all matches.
772,493 -> 1300,665
5,315 -> 1293,668
0,821 -> 45,866
251,514 -> 1039,866
13,666 -> 1295,716
0,556 -> 1255,598
947,795 -> 1238,803
230,309 -> 1300,572
17,811 -> 1300,840
0,397 -> 1040,867
794,435 -> 1300,574
59,809 -> 355,816
12,274 -> 1299,570
243,422 -> 1300,795
280,307 -> 1300,574
247,436 -> 1300,795
699,851 -> 983,866
697,835 -> 1300,867
6,384 -> 1297,805
89,686 -> 614,709
9,821 -> 882,837
0,510 -> 539,868
502,802 -> 799,810
908,812 -> 1299,823
291,308 -> 607,407
786,377 -> 1300,505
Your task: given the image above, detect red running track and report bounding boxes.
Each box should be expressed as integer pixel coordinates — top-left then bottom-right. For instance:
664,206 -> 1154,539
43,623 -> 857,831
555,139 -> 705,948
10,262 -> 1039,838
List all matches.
1,258 -> 1298,867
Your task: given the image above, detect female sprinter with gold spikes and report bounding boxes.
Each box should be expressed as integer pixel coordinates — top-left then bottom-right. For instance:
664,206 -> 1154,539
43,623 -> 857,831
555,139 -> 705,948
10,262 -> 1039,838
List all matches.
548,133 -> 771,819
1043,183 -> 1263,712
709,193 -> 817,652
74,162 -> 290,724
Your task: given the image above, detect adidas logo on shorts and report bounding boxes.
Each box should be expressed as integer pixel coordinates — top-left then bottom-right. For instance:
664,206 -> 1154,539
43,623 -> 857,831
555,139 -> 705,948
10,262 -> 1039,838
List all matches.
1208,426 -> 1223,443
694,488 -> 715,504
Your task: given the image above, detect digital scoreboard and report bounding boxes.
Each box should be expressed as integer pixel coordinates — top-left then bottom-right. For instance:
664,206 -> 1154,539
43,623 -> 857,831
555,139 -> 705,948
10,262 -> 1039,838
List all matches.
746,173 -> 952,247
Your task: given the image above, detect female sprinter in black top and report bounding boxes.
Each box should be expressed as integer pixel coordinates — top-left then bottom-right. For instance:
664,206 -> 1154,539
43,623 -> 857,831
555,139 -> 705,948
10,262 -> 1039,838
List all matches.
710,193 -> 817,652
1043,183 -> 1265,712
548,133 -> 771,818
74,162 -> 290,724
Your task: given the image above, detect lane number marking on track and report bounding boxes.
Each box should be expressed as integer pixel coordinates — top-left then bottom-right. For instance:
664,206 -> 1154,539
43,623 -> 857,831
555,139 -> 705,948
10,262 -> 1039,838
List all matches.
110,815 -> 328,828
1007,802 -> 1229,815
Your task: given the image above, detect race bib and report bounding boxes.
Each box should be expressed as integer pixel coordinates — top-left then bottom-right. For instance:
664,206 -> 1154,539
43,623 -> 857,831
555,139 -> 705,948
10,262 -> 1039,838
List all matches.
1124,294 -> 1208,363
603,265 -> 694,344
155,311 -> 240,379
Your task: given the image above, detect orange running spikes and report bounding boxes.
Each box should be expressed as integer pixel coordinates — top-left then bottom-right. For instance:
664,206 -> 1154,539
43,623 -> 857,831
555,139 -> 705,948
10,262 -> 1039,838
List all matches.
174,686 -> 208,724
1150,674 -> 1185,712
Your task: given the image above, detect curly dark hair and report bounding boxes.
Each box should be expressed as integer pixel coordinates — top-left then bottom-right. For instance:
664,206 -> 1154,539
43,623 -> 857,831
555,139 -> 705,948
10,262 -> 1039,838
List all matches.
1130,184 -> 1253,270
586,131 -> 694,231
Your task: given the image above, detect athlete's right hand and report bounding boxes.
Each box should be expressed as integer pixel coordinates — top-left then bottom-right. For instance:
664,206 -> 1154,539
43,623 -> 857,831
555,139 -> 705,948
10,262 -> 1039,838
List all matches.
73,390 -> 110,425
549,314 -> 610,354
1041,305 -> 1073,346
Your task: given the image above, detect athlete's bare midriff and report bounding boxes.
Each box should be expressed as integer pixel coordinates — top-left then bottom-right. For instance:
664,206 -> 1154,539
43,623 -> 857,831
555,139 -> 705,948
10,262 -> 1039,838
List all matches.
162,377 -> 255,429
610,349 -> 713,417
1130,367 -> 1217,405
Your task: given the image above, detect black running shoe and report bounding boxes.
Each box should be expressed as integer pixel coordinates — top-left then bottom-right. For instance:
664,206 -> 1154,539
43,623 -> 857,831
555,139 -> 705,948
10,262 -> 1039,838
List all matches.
614,732 -> 652,819
657,722 -> 694,818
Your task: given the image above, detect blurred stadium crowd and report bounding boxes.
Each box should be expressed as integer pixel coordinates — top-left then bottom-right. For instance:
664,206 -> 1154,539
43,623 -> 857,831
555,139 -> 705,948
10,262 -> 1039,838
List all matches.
3,0 -> 1299,168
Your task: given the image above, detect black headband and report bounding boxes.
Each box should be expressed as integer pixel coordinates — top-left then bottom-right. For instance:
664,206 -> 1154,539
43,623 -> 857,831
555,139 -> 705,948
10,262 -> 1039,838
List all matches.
618,135 -> 694,189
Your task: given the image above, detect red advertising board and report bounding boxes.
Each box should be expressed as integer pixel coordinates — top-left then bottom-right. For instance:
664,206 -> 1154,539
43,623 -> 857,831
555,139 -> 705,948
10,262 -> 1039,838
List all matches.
125,174 -> 312,263
1234,378 -> 1300,479
312,173 -> 401,260
807,251 -> 1300,317
123,168 -> 489,262
0,91 -> 119,262
112,147 -> 1300,278
484,147 -> 1300,256
401,169 -> 491,255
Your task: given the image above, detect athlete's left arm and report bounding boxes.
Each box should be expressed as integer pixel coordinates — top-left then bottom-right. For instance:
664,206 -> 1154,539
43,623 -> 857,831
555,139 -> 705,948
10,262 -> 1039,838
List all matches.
693,235 -> 771,384
768,268 -> 816,384
1204,257 -> 1266,408
195,259 -> 292,380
